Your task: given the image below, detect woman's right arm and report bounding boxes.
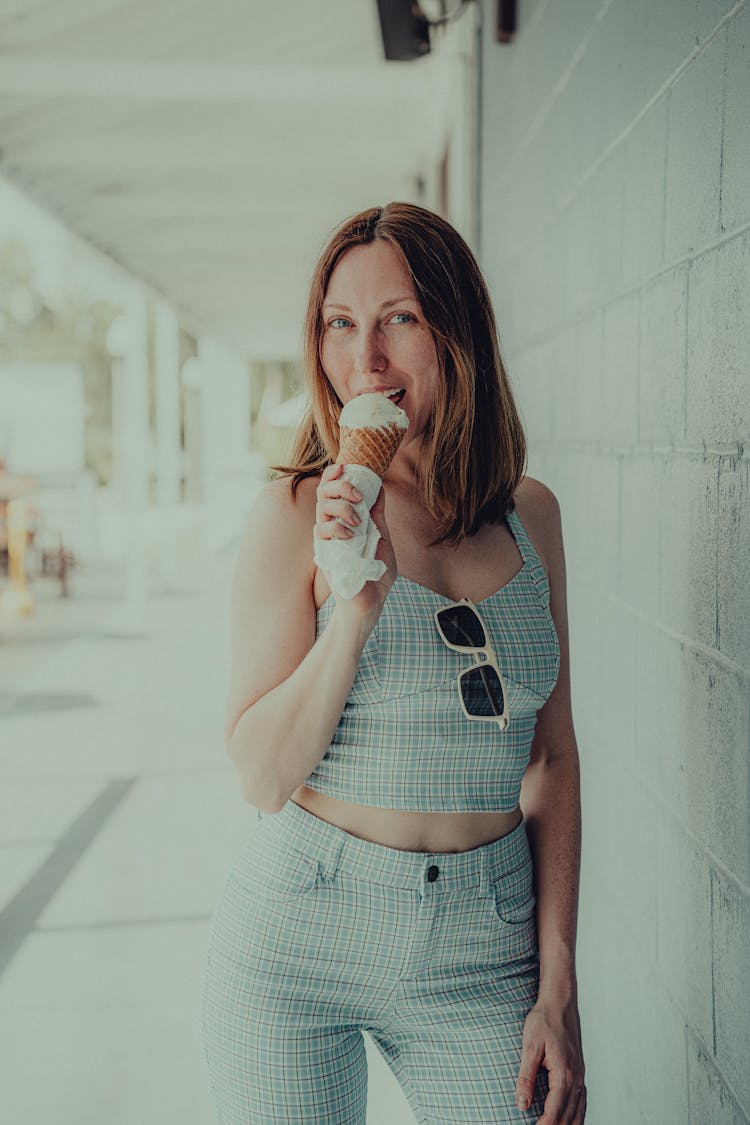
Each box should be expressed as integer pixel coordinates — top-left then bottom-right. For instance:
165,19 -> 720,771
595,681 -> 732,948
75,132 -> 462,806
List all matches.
224,469 -> 391,813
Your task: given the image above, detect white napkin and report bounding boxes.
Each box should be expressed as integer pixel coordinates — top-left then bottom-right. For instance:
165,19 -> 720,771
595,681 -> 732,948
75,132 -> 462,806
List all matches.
313,465 -> 385,600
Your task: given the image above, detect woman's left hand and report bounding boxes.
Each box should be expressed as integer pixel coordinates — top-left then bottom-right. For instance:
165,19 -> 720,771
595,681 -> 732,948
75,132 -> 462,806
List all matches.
515,996 -> 586,1123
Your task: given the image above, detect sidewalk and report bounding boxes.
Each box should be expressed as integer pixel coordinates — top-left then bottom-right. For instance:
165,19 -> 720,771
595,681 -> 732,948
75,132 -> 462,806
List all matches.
0,551 -> 415,1124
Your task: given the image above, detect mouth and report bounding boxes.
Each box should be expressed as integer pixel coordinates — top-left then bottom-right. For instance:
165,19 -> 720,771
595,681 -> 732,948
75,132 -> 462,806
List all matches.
384,388 -> 406,407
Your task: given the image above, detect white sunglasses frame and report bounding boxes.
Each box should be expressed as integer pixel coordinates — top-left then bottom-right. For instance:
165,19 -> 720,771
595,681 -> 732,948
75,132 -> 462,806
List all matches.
433,596 -> 510,731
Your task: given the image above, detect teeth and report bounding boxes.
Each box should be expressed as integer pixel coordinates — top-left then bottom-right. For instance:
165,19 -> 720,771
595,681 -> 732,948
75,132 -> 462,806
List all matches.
386,388 -> 405,398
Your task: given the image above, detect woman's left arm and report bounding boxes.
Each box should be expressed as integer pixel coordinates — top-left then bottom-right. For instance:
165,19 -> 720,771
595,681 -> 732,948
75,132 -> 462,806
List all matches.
516,481 -> 586,1125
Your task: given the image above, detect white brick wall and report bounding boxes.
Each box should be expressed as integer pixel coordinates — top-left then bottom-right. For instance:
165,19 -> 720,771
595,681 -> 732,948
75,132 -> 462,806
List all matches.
478,1 -> 750,1121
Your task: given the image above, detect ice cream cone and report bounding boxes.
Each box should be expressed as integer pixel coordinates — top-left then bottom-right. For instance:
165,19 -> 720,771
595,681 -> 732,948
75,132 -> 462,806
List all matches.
337,422 -> 405,478
315,394 -> 409,599
336,392 -> 408,479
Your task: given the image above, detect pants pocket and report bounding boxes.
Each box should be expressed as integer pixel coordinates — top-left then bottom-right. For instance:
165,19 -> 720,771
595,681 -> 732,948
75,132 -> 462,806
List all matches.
231,832 -> 321,902
486,859 -> 538,964
492,859 -> 536,925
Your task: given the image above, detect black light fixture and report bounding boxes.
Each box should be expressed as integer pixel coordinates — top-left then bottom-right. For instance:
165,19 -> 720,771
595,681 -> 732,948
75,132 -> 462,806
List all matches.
375,0 -> 431,61
495,0 -> 516,42
375,1 -> 479,61
375,1 -> 516,59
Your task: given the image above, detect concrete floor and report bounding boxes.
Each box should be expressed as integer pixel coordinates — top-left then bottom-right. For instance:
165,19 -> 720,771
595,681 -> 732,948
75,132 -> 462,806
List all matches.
0,548 -> 416,1124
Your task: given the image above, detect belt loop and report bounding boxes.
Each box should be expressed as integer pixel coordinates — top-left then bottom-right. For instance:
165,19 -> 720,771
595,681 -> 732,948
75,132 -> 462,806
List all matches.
320,833 -> 346,883
479,851 -> 489,896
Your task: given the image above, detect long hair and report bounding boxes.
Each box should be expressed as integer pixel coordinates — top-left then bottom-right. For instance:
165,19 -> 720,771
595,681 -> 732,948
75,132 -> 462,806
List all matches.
272,202 -> 527,546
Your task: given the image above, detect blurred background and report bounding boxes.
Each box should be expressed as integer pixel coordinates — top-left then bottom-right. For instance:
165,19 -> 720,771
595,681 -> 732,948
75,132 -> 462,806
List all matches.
0,2 -> 748,1123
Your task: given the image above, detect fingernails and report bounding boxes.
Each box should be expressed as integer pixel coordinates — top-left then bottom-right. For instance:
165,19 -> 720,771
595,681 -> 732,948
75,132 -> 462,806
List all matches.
352,489 -> 363,501
518,1097 -> 529,1110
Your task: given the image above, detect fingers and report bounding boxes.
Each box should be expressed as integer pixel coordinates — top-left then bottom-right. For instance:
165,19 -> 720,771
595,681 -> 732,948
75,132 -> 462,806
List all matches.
561,1083 -> 586,1125
536,1083 -> 566,1123
316,499 -> 362,534
515,1039 -> 543,1114
315,463 -> 365,541
536,1074 -> 587,1124
556,1076 -> 586,1125
318,464 -> 364,507
537,1089 -> 586,1125
321,462 -> 344,483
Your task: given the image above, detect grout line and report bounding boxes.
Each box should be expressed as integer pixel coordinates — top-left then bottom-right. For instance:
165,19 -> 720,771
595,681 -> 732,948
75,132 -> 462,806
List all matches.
684,259 -> 691,441
509,213 -> 750,356
531,440 -> 750,461
612,764 -> 750,903
685,1020 -> 692,1125
715,464 -> 722,651
616,454 -> 623,594
662,84 -> 670,268
686,1026 -> 750,1123
493,0 -> 616,193
0,777 -> 135,978
710,871 -> 717,1055
497,0 -> 748,258
718,17 -> 730,234
581,590 -> 750,685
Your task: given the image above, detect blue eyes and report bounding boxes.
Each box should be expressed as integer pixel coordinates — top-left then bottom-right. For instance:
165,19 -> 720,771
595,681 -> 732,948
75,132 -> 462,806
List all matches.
327,312 -> 414,329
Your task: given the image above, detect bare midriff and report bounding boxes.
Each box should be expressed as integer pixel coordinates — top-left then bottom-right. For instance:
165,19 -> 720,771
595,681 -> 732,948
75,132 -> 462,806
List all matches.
291,784 -> 522,853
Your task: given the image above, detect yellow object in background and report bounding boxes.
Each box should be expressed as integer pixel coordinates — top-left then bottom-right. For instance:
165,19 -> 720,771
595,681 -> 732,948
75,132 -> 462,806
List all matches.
1,498 -> 35,616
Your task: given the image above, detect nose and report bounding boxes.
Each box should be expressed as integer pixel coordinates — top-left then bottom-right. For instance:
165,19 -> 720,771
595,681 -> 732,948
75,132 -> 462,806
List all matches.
354,325 -> 387,375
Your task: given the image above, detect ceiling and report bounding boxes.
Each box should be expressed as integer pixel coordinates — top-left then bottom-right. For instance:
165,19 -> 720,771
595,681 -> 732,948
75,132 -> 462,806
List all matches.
0,0 -> 452,359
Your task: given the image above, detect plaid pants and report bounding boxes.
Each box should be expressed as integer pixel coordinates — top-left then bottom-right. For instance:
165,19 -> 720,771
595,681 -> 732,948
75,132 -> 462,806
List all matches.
199,799 -> 548,1123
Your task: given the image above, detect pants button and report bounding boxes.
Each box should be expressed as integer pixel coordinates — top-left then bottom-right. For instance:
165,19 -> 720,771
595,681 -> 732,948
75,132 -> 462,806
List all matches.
427,865 -> 440,882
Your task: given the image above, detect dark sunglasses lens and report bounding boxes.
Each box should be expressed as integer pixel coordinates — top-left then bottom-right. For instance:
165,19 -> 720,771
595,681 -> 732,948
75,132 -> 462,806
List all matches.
460,665 -> 506,718
436,605 -> 486,649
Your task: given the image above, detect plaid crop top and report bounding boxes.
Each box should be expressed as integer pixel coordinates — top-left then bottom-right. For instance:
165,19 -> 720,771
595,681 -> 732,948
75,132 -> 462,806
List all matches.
303,506 -> 561,812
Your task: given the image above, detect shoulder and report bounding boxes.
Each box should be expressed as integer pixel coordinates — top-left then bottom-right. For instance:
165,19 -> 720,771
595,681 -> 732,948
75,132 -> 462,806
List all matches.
234,473 -> 320,585
248,473 -> 319,539
254,472 -> 319,517
513,475 -> 560,520
512,476 -> 562,575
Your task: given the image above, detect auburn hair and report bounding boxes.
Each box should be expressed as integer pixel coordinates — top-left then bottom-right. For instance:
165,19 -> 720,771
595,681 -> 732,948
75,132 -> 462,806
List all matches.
272,201 -> 527,547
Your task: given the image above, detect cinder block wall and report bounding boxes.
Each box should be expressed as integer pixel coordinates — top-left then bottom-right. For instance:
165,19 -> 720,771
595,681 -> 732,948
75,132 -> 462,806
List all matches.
478,1 -> 749,1122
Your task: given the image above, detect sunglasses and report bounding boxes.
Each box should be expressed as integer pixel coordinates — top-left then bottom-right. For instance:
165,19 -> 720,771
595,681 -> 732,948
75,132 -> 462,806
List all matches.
433,597 -> 510,730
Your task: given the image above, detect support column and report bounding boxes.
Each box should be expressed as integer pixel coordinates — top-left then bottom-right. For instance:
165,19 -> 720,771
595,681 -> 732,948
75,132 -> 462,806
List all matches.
154,301 -> 182,590
226,352 -> 251,464
106,288 -> 150,626
197,335 -> 223,508
196,337 -> 258,550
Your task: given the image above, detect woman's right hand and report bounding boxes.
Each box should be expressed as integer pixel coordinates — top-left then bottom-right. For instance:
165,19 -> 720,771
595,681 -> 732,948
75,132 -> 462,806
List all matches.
314,462 -> 398,630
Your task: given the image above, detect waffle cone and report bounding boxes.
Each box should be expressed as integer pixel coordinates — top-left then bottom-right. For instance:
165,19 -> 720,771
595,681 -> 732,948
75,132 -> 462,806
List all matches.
337,422 -> 405,479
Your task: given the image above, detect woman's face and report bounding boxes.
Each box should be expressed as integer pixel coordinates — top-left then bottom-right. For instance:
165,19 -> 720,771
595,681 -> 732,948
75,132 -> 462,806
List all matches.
319,240 -> 440,443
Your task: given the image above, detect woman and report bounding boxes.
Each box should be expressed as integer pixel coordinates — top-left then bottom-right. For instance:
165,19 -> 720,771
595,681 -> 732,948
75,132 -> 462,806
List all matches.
200,202 -> 586,1124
